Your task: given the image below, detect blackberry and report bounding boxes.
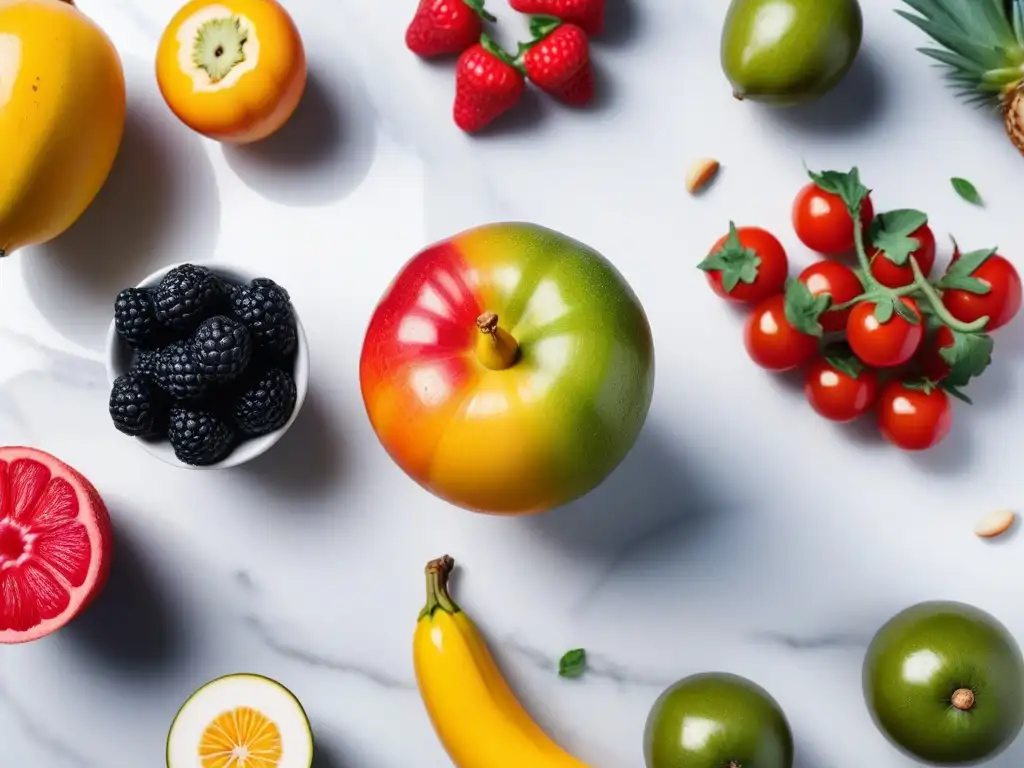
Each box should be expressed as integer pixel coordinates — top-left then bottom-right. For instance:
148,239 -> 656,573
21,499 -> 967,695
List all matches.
154,264 -> 226,333
152,340 -> 211,401
230,278 -> 297,360
167,407 -> 236,466
132,348 -> 159,377
232,368 -> 297,437
192,315 -> 253,383
109,371 -> 168,437
113,288 -> 161,348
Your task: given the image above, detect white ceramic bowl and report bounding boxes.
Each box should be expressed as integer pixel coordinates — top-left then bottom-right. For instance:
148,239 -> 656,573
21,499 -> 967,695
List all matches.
104,261 -> 309,470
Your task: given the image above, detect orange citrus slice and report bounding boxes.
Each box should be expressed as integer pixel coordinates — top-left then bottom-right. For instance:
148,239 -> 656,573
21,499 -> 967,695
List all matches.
167,674 -> 313,767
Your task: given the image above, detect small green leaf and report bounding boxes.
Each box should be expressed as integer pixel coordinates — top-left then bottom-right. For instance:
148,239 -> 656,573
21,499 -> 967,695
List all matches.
823,342 -> 865,379
696,222 -> 762,294
940,382 -> 973,404
940,330 -> 994,389
784,279 -> 829,338
873,298 -> 895,324
869,209 -> 929,266
939,248 -> 996,294
951,177 -> 983,205
808,167 -> 870,214
558,648 -> 587,678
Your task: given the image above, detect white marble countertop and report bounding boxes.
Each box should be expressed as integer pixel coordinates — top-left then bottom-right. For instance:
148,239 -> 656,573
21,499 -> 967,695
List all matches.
2,0 -> 1024,765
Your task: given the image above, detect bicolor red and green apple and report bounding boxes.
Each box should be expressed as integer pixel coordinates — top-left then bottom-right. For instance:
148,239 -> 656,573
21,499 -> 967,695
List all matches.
360,222 -> 655,515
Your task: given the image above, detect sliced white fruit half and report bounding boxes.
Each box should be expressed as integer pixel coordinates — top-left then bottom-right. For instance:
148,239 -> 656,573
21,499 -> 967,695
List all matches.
167,673 -> 313,767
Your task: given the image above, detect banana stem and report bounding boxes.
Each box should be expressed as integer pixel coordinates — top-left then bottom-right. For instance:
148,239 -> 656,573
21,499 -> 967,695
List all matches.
475,313 -> 520,370
419,556 -> 461,619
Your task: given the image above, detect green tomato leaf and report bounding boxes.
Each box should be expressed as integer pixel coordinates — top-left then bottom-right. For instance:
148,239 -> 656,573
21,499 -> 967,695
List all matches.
873,297 -> 895,324
558,648 -> 587,678
951,177 -> 983,205
940,330 -> 994,389
938,248 -> 996,294
823,342 -> 865,379
784,279 -> 829,338
940,381 -> 973,405
869,209 -> 929,266
696,221 -> 762,293
807,167 -> 871,215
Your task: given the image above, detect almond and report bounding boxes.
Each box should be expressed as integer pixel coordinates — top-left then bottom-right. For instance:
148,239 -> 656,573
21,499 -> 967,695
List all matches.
974,509 -> 1016,539
686,158 -> 720,195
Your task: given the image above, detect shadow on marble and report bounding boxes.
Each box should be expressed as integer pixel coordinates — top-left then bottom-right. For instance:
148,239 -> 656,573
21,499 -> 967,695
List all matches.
21,58 -> 221,353
23,55 -> 221,354
755,48 -> 888,137
236,390 -> 346,501
474,87 -> 552,139
595,0 -> 641,49
991,734 -> 1024,767
527,425 -> 730,559
311,735 -> 348,768
223,67 -> 378,208
66,510 -> 186,674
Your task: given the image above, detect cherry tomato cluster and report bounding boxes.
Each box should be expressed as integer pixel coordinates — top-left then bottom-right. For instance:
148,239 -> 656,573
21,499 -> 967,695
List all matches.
698,167 -> 1023,452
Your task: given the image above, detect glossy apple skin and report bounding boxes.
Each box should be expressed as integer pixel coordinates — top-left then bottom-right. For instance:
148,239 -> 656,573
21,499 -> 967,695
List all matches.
863,601 -> 1024,765
644,672 -> 794,768
359,222 -> 655,515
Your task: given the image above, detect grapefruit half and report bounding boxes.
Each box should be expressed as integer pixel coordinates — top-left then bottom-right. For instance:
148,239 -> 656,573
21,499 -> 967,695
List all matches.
0,446 -> 113,643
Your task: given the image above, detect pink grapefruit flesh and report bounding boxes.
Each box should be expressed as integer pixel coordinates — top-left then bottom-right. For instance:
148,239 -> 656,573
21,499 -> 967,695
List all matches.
0,447 -> 113,644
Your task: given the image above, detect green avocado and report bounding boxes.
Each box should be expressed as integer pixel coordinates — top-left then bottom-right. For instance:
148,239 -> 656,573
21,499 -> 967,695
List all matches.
720,0 -> 863,105
644,672 -> 794,768
863,601 -> 1024,765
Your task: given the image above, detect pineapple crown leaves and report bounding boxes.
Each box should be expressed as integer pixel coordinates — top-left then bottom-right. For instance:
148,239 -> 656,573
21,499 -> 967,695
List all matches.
784,279 -> 830,338
869,209 -> 929,266
896,0 -> 1024,105
806,167 -> 870,214
937,247 -> 997,294
695,222 -> 762,292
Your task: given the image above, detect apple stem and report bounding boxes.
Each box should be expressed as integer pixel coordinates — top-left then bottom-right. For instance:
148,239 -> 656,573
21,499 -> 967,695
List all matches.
418,556 -> 461,620
475,312 -> 520,370
951,688 -> 975,711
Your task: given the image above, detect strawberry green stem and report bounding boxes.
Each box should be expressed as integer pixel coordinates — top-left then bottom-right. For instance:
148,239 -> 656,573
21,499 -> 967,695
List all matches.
529,14 -> 563,39
480,33 -> 519,68
419,556 -> 460,619
464,0 -> 497,23
909,257 -> 989,333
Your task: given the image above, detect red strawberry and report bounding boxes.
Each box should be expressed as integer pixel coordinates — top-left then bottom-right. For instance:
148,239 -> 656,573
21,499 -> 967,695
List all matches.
453,36 -> 526,132
509,0 -> 605,36
519,18 -> 594,106
406,0 -> 497,58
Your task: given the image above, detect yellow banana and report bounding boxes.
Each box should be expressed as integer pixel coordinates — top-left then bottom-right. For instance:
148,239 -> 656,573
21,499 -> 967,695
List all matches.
0,0 -> 126,256
413,555 -> 594,768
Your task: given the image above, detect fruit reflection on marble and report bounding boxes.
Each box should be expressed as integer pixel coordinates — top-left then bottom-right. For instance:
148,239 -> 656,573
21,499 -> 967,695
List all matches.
863,600 -> 1024,765
0,0 -> 126,256
360,222 -> 655,515
0,446 -> 113,644
156,0 -> 307,144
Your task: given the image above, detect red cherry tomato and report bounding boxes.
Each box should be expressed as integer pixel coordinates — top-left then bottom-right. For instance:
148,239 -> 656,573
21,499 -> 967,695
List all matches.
942,253 -> 1022,331
917,326 -> 954,382
846,298 -> 923,368
797,261 -> 863,333
744,294 -> 819,371
792,183 -> 874,256
804,356 -> 879,422
869,224 -> 936,288
701,226 -> 788,304
877,380 -> 953,451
